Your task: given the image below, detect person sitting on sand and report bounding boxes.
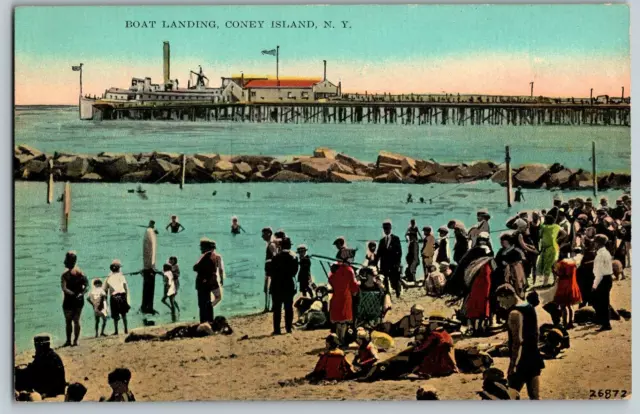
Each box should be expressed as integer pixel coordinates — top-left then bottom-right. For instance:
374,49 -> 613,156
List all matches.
15,335 -> 66,399
377,304 -> 425,337
104,260 -> 130,336
352,328 -> 379,373
161,263 -> 180,322
294,287 -> 330,330
165,216 -> 185,233
305,334 -> 355,382
87,279 -> 108,338
411,325 -> 458,379
101,368 -> 135,402
231,216 -> 245,235
424,264 -> 446,297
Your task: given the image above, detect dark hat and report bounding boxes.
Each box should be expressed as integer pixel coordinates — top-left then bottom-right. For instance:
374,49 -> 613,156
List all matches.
33,335 -> 51,346
333,236 -> 345,246
261,227 -> 273,234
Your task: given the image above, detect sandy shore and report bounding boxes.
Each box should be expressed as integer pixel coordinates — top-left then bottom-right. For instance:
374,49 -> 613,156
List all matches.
16,271 -> 631,401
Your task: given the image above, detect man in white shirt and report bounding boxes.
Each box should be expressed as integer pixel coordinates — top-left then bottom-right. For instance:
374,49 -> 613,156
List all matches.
592,234 -> 613,331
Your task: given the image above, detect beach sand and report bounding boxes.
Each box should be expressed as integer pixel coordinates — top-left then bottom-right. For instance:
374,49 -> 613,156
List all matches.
15,271 -> 631,401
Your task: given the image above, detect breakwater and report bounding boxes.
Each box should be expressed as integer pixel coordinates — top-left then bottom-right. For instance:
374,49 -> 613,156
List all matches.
14,145 -> 630,191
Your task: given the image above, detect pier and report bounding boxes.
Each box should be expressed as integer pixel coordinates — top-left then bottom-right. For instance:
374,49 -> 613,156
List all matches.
91,101 -> 630,126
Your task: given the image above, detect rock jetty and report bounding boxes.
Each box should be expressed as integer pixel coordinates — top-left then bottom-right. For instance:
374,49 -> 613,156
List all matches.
14,145 -> 630,190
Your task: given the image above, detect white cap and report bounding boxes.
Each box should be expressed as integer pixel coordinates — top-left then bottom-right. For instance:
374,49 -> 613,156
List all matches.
296,244 -> 308,251
111,259 -> 122,266
478,232 -> 490,240
383,219 -> 392,225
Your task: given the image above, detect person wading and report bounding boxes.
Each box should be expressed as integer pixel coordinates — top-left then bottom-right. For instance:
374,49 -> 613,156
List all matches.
141,221 -> 159,315
270,237 -> 299,335
60,251 -> 88,347
496,284 -> 545,400
193,238 -> 225,324
375,219 -> 403,298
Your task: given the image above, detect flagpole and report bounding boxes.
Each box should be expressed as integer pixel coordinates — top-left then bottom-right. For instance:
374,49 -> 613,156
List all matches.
276,46 -> 280,88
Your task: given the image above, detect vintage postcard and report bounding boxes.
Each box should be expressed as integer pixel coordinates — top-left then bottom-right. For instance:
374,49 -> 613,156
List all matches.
13,4 -> 631,401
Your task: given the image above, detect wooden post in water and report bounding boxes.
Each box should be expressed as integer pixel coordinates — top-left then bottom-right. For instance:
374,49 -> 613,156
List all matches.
592,141 -> 597,197
505,146 -> 513,207
46,158 -> 54,204
62,182 -> 71,232
180,154 -> 186,190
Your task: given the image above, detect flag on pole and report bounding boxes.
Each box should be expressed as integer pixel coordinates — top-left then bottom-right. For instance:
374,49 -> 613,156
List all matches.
261,49 -> 277,56
71,65 -> 82,71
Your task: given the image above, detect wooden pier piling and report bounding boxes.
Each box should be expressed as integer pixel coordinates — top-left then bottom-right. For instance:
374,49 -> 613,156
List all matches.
505,146 -> 513,208
592,141 -> 598,197
46,158 -> 54,204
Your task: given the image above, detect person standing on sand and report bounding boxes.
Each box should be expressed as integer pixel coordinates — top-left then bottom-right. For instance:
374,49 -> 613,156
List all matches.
496,284 -> 544,400
60,251 -> 88,347
104,260 -> 130,336
449,220 -> 469,264
404,219 -> 422,282
421,227 -> 436,274
537,215 -> 567,287
553,255 -> 582,329
469,209 -> 492,249
296,244 -> 313,297
592,234 -> 614,332
270,237 -> 299,335
328,247 -> 360,345
193,238 -> 225,324
87,279 -> 108,338
434,226 -> 451,264
375,219 -> 403,298
262,227 -> 278,313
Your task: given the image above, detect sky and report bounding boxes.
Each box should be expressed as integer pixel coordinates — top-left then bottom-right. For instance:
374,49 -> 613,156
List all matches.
14,5 -> 630,105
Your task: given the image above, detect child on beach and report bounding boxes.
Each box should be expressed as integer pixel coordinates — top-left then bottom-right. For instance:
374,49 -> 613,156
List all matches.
161,263 -> 180,322
87,279 -> 108,337
104,260 -> 130,336
101,368 -> 135,402
169,256 -> 180,293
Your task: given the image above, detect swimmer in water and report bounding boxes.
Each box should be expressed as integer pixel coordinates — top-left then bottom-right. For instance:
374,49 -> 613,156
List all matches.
231,217 -> 245,235
212,191 -> 217,196
165,216 -> 185,233
247,192 -> 251,199
407,193 -> 414,203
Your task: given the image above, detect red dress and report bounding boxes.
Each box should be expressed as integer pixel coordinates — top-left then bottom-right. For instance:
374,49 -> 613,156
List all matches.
465,263 -> 492,319
553,259 -> 582,306
414,330 -> 458,377
329,264 -> 360,323
311,350 -> 355,380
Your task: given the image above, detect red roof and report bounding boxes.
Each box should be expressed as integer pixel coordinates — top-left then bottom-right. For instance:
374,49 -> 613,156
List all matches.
243,79 -> 321,88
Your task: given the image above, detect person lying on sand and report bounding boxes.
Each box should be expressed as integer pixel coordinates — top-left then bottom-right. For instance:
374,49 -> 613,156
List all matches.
375,304 -> 424,337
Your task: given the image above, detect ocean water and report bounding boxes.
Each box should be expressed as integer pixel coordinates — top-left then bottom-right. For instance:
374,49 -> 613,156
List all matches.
13,106 -> 630,352
15,106 -> 630,172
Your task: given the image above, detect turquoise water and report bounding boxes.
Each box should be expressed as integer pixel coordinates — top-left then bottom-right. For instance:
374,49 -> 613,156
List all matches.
15,106 -> 630,172
14,106 -> 630,352
14,181 -> 627,352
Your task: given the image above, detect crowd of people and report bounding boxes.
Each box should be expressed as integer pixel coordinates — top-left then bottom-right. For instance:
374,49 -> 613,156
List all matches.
25,191 -> 630,401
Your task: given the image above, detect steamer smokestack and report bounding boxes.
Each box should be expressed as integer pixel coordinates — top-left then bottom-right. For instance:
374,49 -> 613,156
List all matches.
323,60 -> 327,81
163,41 -> 170,85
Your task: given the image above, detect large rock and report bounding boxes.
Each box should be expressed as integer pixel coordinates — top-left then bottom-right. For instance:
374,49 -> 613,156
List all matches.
121,170 -> 153,182
548,169 -> 576,188
336,153 -> 369,170
460,161 -> 498,180
385,169 -> 403,183
567,169 -> 593,188
282,160 -> 303,173
211,171 -> 233,182
80,173 -> 103,182
233,162 -> 253,176
331,162 -> 355,175
401,157 -> 417,173
64,156 -> 90,179
428,166 -> 466,183
250,171 -> 267,182
154,152 -> 181,162
329,171 -> 374,183
21,159 -> 48,179
377,151 -> 410,167
375,163 -> 403,176
230,155 -> 275,166
490,165 -> 522,185
598,173 -> 631,189
300,158 -> 335,178
414,161 -> 448,183
17,145 -> 44,158
270,170 -> 313,182
231,172 -> 247,182
183,157 -> 210,181
97,152 -> 126,159
513,164 -> 551,187
214,160 -> 234,172
195,154 -> 221,171
313,147 -> 337,159
149,158 -> 179,178
97,155 -> 138,179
